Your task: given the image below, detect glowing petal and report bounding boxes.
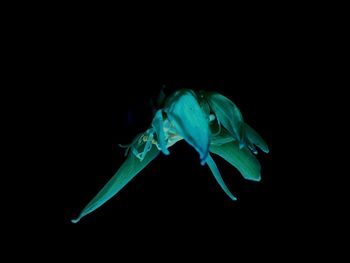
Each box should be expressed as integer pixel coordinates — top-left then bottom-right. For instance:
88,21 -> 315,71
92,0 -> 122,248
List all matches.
206,92 -> 244,145
152,110 -> 170,155
165,89 -> 210,165
244,123 -> 269,153
207,154 -> 237,201
71,143 -> 159,223
210,123 -> 235,145
210,141 -> 261,182
198,94 -> 211,120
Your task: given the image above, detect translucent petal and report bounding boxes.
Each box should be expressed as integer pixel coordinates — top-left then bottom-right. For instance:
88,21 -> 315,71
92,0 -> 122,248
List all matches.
206,92 -> 244,143
206,154 -> 237,201
210,141 -> 261,182
165,89 -> 210,165
152,110 -> 169,155
71,144 -> 159,223
244,123 -> 269,153
210,124 -> 235,146
198,94 -> 211,121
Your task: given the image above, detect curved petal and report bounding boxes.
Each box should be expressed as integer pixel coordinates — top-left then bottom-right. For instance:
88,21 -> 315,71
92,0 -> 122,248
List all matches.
206,154 -> 237,201
205,92 -> 244,145
211,124 -> 235,146
197,92 -> 211,121
165,89 -> 210,165
71,144 -> 159,223
210,141 -> 261,182
244,123 -> 269,153
152,110 -> 170,155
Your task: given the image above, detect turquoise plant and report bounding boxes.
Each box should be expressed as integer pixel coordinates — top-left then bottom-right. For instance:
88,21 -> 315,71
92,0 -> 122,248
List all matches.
72,89 -> 269,223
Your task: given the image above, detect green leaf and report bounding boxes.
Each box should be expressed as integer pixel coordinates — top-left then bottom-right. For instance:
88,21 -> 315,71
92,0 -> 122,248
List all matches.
206,154 -> 237,201
71,144 -> 159,223
210,141 -> 261,182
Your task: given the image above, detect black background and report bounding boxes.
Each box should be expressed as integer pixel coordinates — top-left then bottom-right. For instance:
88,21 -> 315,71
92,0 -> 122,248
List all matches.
39,7 -> 339,259
57,67 -> 314,251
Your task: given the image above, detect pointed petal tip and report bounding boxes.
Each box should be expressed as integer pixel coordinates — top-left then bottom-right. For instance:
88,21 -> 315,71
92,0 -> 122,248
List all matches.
206,154 -> 237,201
71,218 -> 80,224
251,175 -> 261,182
228,193 -> 237,201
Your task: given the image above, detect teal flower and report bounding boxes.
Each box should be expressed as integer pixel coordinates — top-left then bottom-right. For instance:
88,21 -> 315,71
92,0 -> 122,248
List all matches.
72,89 -> 269,223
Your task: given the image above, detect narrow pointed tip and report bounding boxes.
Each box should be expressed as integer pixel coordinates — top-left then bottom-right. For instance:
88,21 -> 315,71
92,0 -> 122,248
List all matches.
71,218 -> 80,224
230,195 -> 237,201
227,191 -> 237,201
226,191 -> 237,201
